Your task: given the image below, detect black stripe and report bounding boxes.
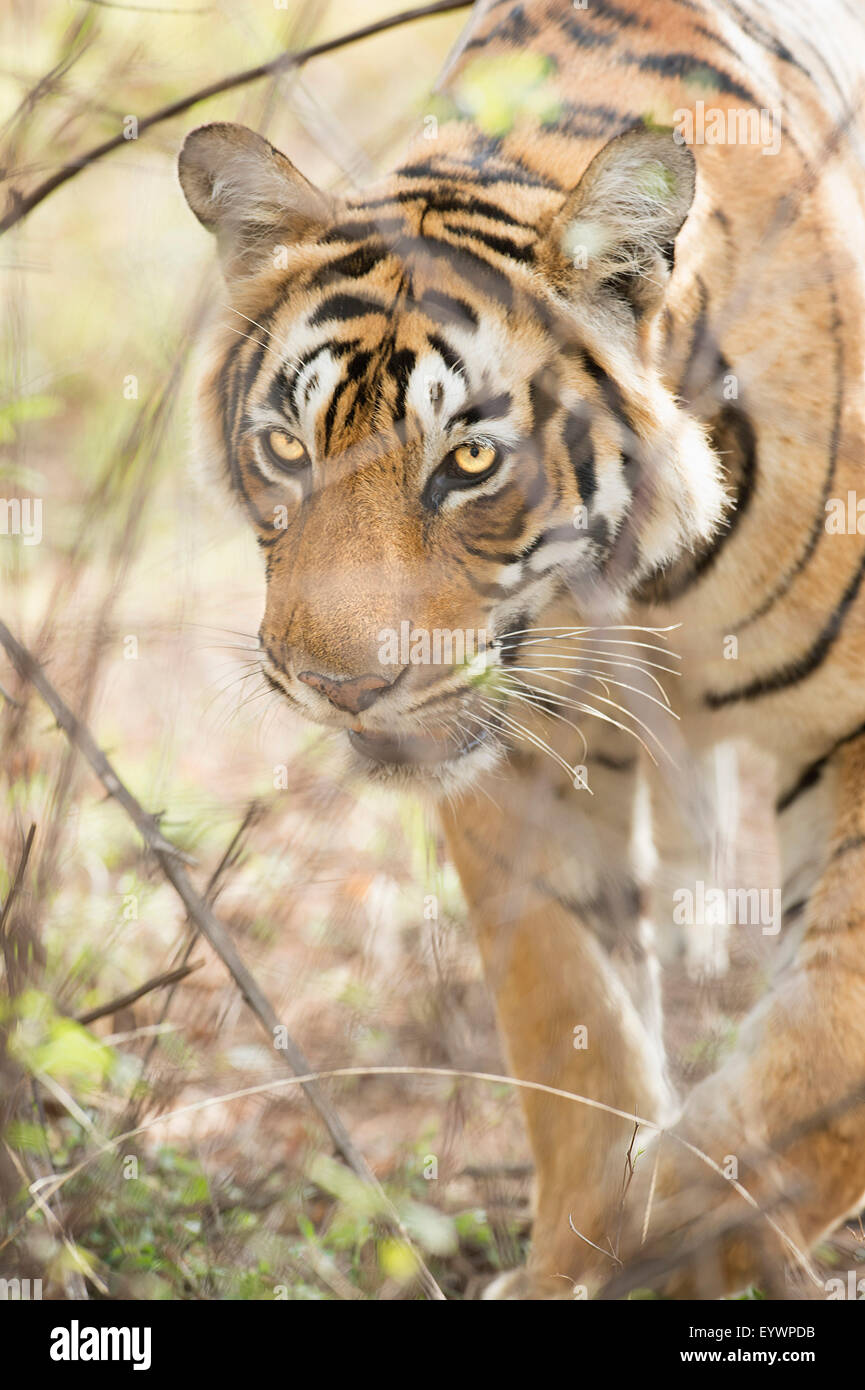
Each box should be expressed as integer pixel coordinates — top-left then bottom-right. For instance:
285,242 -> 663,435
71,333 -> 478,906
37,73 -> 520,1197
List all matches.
736,298 -> 844,631
464,540 -> 525,565
593,751 -> 637,772
630,52 -> 755,104
639,278 -> 758,602
589,0 -> 642,24
544,105 -> 634,139
395,159 -> 553,192
557,13 -> 616,50
322,378 -> 351,453
394,233 -> 516,310
284,346 -> 322,407
832,833 -> 865,863
427,333 -> 466,380
449,392 -> 512,429
496,616 -> 531,667
783,897 -> 807,922
528,369 -> 561,439
257,529 -> 283,550
387,347 -> 416,421
518,532 -> 545,561
283,339 -> 360,413
581,350 -> 627,419
440,220 -> 534,263
419,288 -> 479,330
362,189 -> 533,230
472,447 -> 548,523
307,244 -> 388,289
322,218 -> 404,243
645,403 -> 756,603
469,2 -> 534,46
443,550 -> 512,599
777,718 -> 865,812
707,544 -> 865,708
266,367 -> 292,419
676,278 -> 712,407
429,194 -> 534,229
321,350 -> 374,452
718,0 -> 821,77
219,337 -> 248,493
564,406 -> 596,506
475,510 -> 534,543
309,293 -> 385,327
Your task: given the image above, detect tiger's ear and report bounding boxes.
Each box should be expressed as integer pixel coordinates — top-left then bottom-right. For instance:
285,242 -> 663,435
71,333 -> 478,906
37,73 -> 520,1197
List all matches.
539,127 -> 696,319
178,122 -> 338,277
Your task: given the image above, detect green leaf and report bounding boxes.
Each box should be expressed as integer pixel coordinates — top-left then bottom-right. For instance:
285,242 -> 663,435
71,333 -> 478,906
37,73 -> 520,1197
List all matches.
0,394 -> 63,444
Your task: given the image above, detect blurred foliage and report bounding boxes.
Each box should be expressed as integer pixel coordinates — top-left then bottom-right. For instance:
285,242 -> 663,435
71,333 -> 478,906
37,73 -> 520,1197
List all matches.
436,50 -> 562,136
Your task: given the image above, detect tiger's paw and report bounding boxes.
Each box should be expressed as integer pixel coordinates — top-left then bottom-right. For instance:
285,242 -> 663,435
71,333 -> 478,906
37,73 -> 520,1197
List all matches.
605,1136 -> 790,1299
482,1267 -> 585,1300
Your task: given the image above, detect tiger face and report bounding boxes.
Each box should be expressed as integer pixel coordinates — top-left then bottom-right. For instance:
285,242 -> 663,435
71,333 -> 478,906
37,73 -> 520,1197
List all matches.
179,121 -> 726,791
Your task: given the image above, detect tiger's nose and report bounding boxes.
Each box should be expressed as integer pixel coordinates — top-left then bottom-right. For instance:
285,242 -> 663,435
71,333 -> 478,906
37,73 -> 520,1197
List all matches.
297,670 -> 391,714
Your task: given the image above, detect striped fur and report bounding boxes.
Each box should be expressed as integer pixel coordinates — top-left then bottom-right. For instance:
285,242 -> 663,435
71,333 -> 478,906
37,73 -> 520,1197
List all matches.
180,0 -> 865,1298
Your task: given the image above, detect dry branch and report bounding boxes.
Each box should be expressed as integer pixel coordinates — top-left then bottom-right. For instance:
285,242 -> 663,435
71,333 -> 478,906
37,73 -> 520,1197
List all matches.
0,821 -> 35,938
0,619 -> 445,1300
0,0 -> 472,234
75,960 -> 203,1027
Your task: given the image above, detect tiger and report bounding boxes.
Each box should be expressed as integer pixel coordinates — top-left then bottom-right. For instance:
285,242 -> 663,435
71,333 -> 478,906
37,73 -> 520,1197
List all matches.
178,0 -> 865,1299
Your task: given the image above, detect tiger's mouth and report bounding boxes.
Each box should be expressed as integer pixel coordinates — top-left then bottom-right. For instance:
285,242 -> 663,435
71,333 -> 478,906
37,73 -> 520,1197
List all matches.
347,724 -> 490,768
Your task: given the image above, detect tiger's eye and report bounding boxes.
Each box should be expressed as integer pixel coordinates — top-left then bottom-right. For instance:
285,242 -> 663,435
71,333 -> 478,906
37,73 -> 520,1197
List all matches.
266,430 -> 306,464
453,442 -> 497,475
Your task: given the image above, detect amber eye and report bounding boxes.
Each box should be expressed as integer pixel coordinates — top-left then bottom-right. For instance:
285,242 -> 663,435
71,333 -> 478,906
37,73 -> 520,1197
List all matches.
262,429 -> 308,468
453,442 -> 498,476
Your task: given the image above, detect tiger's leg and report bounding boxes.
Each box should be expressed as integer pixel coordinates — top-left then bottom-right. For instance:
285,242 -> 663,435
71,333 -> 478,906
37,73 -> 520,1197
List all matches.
614,733 -> 865,1298
439,746 -> 675,1298
647,742 -> 740,980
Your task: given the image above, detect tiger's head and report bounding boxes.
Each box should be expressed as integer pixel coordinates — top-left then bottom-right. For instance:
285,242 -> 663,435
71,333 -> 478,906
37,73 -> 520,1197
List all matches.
179,121 -> 725,792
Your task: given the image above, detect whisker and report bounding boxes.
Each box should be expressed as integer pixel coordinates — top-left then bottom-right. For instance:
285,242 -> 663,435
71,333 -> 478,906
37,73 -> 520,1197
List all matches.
222,324 -> 284,361
505,631 -> 682,661
511,645 -> 681,676
478,697 -> 581,783
514,666 -> 676,716
182,623 -> 260,641
496,672 -> 667,764
515,656 -> 673,705
224,305 -> 276,340
501,684 -> 589,765
498,623 -> 682,640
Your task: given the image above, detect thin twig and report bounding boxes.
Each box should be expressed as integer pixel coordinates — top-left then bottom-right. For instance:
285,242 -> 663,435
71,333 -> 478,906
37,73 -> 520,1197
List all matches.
0,0 -> 472,234
75,960 -> 203,1026
613,1118 -> 640,1260
0,620 -> 445,1301
124,800 -> 265,1124
568,1214 -> 620,1268
0,822 -> 36,938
